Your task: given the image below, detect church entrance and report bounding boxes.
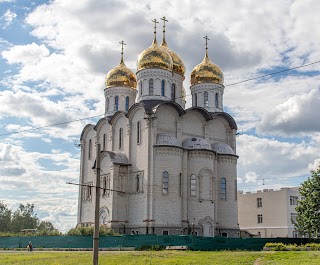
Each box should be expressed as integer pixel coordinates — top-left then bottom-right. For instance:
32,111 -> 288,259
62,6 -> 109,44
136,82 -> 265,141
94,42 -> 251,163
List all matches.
202,222 -> 213,237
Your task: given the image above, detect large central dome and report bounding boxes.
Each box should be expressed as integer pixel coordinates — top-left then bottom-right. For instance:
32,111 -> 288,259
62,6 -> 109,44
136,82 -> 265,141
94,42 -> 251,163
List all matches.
137,39 -> 173,72
191,52 -> 224,85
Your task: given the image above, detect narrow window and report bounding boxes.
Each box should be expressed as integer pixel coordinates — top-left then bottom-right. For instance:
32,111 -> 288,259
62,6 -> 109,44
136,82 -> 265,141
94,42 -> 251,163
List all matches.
190,174 -> 197,196
215,93 -> 219,108
149,79 -> 154,95
179,173 -> 182,197
257,198 -> 262,208
119,128 -> 123,149
103,133 -> 106,151
163,171 -> 169,194
88,139 -> 92,159
102,176 -> 107,196
162,230 -> 169,235
161,80 -> 165,96
139,81 -> 142,96
194,93 -> 198,106
257,214 -> 263,224
220,178 -> 226,199
115,96 -> 119,111
136,174 -> 140,192
291,213 -> 298,224
204,92 -> 208,107
137,121 -> 141,144
106,97 -> 109,111
125,96 -> 129,111
171,84 -> 176,101
290,196 -> 298,205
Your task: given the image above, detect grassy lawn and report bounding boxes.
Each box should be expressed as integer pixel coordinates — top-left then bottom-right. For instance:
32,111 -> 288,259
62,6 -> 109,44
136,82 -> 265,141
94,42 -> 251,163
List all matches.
1,251 -> 320,265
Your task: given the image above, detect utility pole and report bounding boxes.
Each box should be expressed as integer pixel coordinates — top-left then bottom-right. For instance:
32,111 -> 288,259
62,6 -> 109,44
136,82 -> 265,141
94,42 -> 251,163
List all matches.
93,143 -> 101,265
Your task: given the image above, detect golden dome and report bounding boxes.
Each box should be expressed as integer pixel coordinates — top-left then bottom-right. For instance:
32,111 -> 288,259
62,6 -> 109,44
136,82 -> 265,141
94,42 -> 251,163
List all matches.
161,39 -> 185,76
105,59 -> 137,89
137,39 -> 173,72
191,52 -> 224,85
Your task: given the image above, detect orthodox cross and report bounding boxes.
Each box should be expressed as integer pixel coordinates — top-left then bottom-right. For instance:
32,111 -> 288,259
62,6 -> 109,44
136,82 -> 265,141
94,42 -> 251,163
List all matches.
160,16 -> 168,33
151,18 -> 159,34
119,40 -> 126,63
203,35 -> 210,50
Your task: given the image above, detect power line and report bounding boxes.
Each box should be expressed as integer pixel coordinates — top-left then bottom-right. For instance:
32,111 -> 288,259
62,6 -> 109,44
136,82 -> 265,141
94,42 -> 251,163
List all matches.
0,59 -> 319,139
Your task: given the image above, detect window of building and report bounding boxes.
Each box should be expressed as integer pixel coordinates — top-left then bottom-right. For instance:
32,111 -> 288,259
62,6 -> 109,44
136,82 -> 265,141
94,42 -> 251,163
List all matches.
162,230 -> 169,235
257,214 -> 263,224
163,171 -> 169,194
220,232 -> 228,237
125,96 -> 129,111
204,92 -> 208,107
103,133 -> 106,151
257,198 -> 262,208
161,80 -> 165,96
190,174 -> 197,196
171,84 -> 176,101
119,128 -> 123,149
149,79 -> 154,95
83,182 -> 93,201
179,173 -> 182,197
290,196 -> 298,205
106,97 -> 109,111
220,178 -> 226,199
291,213 -> 298,224
194,93 -> 198,106
101,176 -> 107,196
136,175 -> 139,192
137,121 -> 141,144
215,93 -> 219,108
88,139 -> 92,159
192,231 -> 198,236
293,231 -> 299,238
139,81 -> 142,95
115,95 -> 119,111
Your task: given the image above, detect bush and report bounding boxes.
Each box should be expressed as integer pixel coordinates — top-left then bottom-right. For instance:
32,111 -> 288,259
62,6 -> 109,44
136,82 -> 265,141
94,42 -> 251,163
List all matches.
137,244 -> 165,251
66,226 -> 119,236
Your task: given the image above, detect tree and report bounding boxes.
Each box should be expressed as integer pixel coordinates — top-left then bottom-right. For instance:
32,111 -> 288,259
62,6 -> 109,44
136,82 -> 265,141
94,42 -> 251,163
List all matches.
0,202 -> 11,232
294,168 -> 320,238
11,203 -> 38,232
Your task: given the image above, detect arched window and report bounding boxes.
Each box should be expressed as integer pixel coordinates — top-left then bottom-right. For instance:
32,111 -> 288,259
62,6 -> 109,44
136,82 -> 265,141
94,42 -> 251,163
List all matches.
139,81 -> 142,96
119,128 -> 123,149
215,93 -> 219,108
171,84 -> 176,101
161,80 -> 165,96
190,174 -> 197,196
125,96 -> 129,111
204,92 -> 208,107
115,96 -> 119,111
194,93 -> 198,107
88,139 -> 92,159
106,97 -> 109,111
137,121 -> 141,144
163,171 -> 169,194
103,133 -> 106,151
136,174 -> 140,192
221,178 -> 226,199
149,79 -> 154,95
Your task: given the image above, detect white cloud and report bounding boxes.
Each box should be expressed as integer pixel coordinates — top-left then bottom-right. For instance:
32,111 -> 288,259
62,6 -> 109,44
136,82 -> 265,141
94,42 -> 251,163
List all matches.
257,88 -> 320,136
244,172 -> 258,183
1,9 -> 16,28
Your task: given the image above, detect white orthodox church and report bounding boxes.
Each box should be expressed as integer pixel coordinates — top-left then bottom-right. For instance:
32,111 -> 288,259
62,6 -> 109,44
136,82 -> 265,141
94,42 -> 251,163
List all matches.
77,18 -> 239,237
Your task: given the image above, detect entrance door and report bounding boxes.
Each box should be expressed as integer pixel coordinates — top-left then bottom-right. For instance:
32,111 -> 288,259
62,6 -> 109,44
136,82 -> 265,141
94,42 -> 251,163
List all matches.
203,222 -> 213,237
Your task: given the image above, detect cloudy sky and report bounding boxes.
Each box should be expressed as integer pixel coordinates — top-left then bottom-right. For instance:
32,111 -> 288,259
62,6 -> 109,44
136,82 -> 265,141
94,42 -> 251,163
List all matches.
0,0 -> 319,231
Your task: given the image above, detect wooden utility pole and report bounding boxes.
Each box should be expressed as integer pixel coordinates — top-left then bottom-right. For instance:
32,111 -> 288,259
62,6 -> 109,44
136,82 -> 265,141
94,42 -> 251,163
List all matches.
93,143 -> 101,265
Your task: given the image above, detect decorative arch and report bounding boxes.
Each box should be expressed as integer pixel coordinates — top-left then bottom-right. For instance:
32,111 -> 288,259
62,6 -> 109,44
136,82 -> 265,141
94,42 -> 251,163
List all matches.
80,124 -> 95,141
99,207 -> 109,225
198,168 -> 215,201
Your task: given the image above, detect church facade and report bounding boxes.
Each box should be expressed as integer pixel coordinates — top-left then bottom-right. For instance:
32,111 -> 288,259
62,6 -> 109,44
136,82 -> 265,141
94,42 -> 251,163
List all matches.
77,19 -> 239,237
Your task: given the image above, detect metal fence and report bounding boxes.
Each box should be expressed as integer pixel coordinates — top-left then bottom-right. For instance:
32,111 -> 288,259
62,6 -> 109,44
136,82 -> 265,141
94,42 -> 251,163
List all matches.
1,235 -> 319,251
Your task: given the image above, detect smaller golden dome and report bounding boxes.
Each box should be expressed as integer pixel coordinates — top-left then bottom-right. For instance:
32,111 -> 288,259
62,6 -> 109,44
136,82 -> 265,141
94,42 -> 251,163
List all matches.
137,39 -> 173,72
161,39 -> 185,76
105,59 -> 137,89
191,52 -> 224,85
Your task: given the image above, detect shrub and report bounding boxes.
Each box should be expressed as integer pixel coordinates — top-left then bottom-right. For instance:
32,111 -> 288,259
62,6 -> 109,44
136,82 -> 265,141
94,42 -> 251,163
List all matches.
66,226 -> 119,236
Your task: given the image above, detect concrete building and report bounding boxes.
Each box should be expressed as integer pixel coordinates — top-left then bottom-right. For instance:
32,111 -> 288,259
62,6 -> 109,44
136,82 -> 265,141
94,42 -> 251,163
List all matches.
77,19 -> 239,237
238,187 -> 301,238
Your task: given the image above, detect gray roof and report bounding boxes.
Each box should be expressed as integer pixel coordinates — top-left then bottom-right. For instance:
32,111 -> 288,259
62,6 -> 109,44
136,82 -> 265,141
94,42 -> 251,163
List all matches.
156,133 -> 180,147
182,137 -> 212,150
211,142 -> 235,155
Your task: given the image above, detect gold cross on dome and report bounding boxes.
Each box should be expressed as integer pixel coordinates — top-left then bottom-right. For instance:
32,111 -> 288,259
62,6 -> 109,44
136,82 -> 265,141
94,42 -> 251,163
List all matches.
160,16 -> 168,32
203,35 -> 210,50
151,18 -> 159,33
119,40 -> 126,62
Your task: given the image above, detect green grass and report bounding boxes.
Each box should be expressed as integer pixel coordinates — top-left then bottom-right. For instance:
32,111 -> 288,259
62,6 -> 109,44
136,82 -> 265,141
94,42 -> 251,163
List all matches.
1,251 -> 320,264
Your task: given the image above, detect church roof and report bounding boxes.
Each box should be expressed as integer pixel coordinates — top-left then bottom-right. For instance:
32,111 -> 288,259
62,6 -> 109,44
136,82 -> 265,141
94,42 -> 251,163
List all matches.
211,142 -> 235,155
182,137 -> 212,151
156,133 -> 180,147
